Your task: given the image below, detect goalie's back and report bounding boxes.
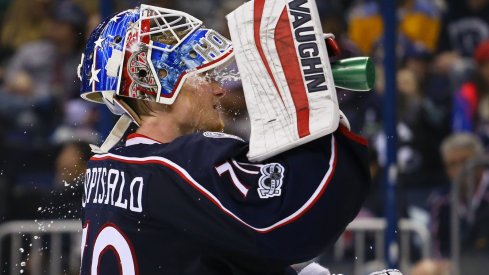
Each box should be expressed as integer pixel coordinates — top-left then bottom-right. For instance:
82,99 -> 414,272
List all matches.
80,127 -> 370,275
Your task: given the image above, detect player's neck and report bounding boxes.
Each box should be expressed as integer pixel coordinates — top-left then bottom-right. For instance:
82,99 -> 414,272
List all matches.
136,114 -> 192,143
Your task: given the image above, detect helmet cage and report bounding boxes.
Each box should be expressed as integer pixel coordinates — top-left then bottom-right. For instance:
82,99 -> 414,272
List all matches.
138,4 -> 203,52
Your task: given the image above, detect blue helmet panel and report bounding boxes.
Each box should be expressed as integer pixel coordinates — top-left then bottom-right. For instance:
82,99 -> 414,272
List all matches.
79,9 -> 140,102
156,28 -> 233,97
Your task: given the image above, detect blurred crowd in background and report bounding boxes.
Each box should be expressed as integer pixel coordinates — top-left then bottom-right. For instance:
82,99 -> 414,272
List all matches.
0,0 -> 489,273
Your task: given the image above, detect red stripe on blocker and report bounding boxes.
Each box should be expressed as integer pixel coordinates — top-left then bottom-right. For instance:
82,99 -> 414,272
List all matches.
275,8 -> 310,137
253,0 -> 284,104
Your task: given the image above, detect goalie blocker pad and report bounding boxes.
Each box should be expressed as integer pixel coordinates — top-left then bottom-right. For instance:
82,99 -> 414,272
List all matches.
227,0 -> 340,162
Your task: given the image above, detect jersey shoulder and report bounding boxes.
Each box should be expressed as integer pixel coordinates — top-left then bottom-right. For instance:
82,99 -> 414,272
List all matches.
110,131 -> 248,163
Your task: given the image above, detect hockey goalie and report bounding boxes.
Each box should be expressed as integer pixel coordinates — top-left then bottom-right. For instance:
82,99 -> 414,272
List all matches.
76,1 -> 388,275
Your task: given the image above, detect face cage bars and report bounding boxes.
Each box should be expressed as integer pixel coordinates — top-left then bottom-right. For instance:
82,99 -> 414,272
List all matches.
138,4 -> 203,53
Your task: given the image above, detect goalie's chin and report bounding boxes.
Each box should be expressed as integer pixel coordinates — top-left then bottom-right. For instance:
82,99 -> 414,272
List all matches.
198,117 -> 225,133
209,120 -> 225,133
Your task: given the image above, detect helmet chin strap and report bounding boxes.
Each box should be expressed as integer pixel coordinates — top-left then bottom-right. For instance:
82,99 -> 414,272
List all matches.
90,92 -> 143,154
90,114 -> 133,154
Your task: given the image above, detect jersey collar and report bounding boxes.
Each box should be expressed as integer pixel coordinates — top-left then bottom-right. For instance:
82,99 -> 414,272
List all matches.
125,133 -> 162,146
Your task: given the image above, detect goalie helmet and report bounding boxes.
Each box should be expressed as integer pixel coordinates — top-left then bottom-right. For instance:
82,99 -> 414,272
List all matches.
79,4 -> 233,109
78,8 -> 139,116
78,5 -> 234,153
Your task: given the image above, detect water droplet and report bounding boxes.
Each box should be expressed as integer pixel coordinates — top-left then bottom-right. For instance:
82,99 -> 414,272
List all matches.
20,262 -> 26,267
19,248 -> 24,253
33,236 -> 39,240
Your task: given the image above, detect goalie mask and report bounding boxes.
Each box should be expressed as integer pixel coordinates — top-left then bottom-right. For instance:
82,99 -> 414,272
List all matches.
78,5 -> 233,153
78,5 -> 234,153
79,4 -> 233,108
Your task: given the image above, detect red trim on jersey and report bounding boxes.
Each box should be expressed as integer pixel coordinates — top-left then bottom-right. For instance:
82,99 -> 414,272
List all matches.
253,0 -> 285,104
90,140 -> 337,233
337,125 -> 368,146
126,133 -> 163,144
275,8 -> 310,138
93,223 -> 140,275
92,156 -> 226,215
295,139 -> 338,217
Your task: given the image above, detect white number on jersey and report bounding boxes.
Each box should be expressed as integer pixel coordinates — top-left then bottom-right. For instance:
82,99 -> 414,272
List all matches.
81,222 -> 138,275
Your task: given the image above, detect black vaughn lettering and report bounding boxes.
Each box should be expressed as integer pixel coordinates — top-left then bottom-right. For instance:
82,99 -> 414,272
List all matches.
288,0 -> 328,93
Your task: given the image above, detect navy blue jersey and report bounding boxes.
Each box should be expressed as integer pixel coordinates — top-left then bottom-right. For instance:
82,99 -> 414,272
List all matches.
80,125 -> 370,275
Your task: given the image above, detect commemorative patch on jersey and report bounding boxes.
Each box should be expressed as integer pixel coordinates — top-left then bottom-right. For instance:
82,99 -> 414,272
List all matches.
203,132 -> 244,142
258,163 -> 284,199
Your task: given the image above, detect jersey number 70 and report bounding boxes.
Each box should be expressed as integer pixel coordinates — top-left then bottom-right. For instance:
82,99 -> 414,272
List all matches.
81,222 -> 139,275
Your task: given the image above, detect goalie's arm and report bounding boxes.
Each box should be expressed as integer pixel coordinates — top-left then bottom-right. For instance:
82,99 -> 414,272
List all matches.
222,126 -> 371,261
192,128 -> 368,261
145,128 -> 369,262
